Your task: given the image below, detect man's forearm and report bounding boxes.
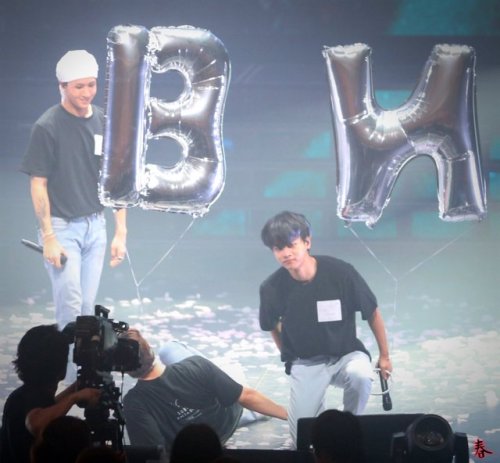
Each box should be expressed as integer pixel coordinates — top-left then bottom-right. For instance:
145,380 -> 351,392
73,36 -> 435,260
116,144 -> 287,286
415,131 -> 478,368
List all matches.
368,308 -> 393,380
114,208 -> 127,236
368,308 -> 390,358
109,208 -> 127,267
238,387 -> 287,420
271,322 -> 282,352
30,176 -> 53,238
26,393 -> 79,437
26,387 -> 101,437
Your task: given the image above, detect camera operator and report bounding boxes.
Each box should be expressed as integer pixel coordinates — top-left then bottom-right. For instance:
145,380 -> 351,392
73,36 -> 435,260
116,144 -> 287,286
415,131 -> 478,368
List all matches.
0,324 -> 101,463
120,329 -> 288,454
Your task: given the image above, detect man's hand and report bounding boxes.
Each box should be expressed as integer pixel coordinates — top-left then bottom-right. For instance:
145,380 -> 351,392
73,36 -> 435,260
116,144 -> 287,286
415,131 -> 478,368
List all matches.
377,356 -> 392,380
43,235 -> 67,268
27,387 -> 102,437
74,387 -> 101,408
110,208 -> 127,267
238,387 -> 288,420
368,308 -> 393,380
109,233 -> 126,267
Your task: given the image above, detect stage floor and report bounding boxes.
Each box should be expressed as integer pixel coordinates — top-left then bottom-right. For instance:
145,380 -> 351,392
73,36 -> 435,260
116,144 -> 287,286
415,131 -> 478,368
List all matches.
1,288 -> 499,461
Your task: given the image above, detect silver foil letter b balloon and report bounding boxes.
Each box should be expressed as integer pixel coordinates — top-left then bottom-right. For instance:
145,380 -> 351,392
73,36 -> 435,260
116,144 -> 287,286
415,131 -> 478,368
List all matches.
100,25 -> 231,217
323,43 -> 487,227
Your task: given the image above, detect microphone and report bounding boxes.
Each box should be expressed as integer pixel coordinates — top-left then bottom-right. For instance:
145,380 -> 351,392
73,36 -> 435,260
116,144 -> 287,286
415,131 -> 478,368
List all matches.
21,239 -> 67,265
379,369 -> 392,411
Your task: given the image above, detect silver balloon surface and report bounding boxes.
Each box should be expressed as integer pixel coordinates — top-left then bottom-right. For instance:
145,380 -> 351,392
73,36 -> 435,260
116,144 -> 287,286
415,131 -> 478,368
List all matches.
100,25 -> 150,206
323,43 -> 487,227
100,25 -> 231,217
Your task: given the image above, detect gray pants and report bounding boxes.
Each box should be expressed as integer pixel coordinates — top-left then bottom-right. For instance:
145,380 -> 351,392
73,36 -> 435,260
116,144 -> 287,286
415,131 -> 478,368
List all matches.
288,351 -> 373,446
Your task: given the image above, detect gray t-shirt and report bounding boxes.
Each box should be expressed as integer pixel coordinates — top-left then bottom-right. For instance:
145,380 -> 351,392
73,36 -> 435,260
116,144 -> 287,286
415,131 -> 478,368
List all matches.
123,356 -> 243,453
21,104 -> 104,219
260,255 -> 377,362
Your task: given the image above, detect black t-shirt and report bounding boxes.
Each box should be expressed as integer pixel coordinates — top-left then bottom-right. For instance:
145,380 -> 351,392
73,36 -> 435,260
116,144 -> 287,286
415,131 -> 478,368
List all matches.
21,104 -> 105,219
123,356 -> 243,453
259,255 -> 377,362
0,384 -> 55,463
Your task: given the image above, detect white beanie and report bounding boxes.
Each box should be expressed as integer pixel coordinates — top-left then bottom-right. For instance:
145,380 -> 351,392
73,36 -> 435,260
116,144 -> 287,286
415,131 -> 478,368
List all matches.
56,50 -> 98,83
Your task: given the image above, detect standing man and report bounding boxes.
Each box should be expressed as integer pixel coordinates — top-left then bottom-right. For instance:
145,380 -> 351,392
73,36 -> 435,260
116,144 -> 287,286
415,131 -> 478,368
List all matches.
120,329 -> 288,454
259,211 -> 392,446
21,50 -> 127,332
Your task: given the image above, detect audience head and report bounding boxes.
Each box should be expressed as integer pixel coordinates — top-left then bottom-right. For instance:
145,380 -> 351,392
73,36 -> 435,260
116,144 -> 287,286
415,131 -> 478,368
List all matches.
13,324 -> 69,386
31,415 -> 91,463
311,409 -> 365,463
213,457 -> 241,463
118,328 -> 156,378
170,423 -> 223,463
75,446 -> 125,463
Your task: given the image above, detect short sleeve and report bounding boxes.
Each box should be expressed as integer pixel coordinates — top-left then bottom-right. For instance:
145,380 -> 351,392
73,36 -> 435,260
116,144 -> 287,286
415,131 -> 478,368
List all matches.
259,281 -> 281,331
21,123 -> 56,177
345,264 -> 377,320
198,358 -> 243,407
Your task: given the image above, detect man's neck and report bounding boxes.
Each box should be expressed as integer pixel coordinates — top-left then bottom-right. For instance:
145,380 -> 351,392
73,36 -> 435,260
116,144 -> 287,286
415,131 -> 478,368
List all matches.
289,255 -> 317,283
140,362 -> 165,381
61,101 -> 93,118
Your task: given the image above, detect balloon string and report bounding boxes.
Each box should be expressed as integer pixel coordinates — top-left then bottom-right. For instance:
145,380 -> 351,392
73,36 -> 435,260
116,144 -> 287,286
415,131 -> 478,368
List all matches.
348,224 -> 474,283
347,224 -> 475,356
124,217 -> 197,301
348,227 -> 397,283
397,228 -> 471,281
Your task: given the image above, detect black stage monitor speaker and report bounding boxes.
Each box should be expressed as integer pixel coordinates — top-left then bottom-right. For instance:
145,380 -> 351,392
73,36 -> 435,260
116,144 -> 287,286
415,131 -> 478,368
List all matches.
224,448 -> 314,463
124,445 -> 166,463
297,413 -> 424,463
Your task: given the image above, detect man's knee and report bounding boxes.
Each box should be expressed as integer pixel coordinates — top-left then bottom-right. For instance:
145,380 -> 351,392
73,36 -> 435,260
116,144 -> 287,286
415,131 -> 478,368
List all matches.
344,355 -> 373,388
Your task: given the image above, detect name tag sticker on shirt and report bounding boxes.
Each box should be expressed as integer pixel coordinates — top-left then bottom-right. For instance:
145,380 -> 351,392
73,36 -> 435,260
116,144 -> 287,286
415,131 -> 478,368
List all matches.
94,134 -> 103,156
317,299 -> 342,322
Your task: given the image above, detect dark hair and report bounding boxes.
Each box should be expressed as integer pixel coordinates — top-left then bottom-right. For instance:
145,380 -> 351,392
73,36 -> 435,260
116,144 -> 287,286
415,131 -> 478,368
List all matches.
311,410 -> 365,463
213,457 -> 241,463
261,211 -> 311,249
13,324 -> 69,386
170,423 -> 223,463
75,446 -> 125,463
31,416 -> 91,463
118,328 -> 155,379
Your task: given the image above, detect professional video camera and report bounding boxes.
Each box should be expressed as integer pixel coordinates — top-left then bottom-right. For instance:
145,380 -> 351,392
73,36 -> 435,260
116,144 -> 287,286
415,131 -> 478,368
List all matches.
68,305 -> 141,450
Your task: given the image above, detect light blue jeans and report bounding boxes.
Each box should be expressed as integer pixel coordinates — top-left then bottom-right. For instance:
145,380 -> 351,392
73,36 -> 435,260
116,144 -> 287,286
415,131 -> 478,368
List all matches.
40,212 -> 107,331
288,351 -> 373,446
158,340 -> 203,365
